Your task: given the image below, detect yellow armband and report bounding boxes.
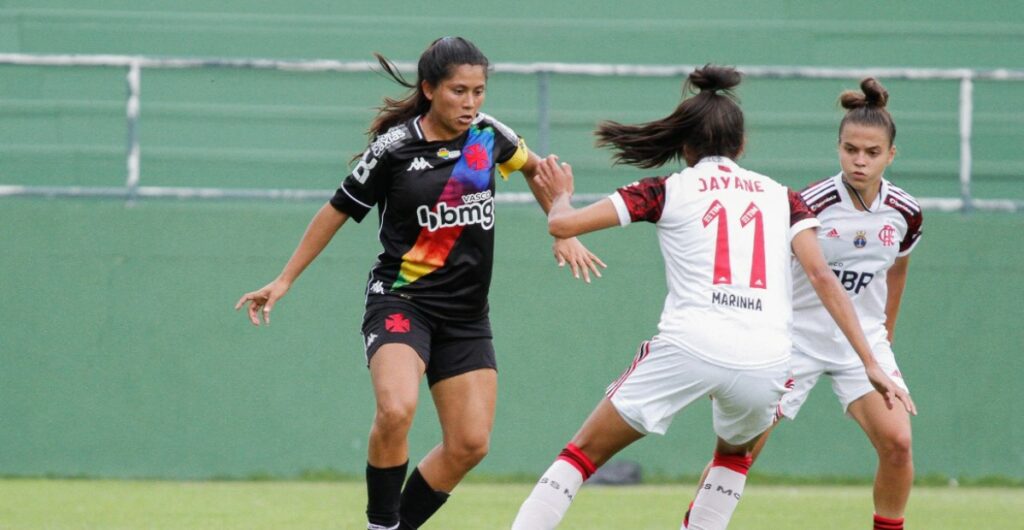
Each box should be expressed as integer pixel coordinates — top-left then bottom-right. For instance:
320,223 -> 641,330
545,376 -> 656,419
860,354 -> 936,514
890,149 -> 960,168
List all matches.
497,137 -> 529,180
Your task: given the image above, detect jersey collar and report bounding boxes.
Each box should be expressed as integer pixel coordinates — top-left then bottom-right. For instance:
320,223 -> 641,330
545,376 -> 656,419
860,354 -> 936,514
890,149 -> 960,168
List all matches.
834,172 -> 889,211
695,156 -> 739,171
411,115 -> 426,141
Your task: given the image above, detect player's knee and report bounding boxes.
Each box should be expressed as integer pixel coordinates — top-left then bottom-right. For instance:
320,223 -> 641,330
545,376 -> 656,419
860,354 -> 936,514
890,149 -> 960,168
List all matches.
878,431 -> 913,467
373,400 -> 416,433
446,432 -> 491,468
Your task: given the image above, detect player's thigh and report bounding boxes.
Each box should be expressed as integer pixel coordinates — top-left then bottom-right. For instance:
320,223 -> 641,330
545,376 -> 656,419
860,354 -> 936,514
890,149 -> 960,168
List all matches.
369,343 -> 426,413
847,390 -> 913,452
431,367 -> 498,444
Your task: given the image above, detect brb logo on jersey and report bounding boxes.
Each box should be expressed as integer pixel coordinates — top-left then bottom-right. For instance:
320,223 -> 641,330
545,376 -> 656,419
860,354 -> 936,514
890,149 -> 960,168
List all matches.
416,190 -> 495,232
878,224 -> 897,247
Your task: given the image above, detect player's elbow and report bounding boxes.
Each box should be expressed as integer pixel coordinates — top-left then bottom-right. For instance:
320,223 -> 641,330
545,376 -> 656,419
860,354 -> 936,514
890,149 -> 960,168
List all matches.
802,262 -> 835,291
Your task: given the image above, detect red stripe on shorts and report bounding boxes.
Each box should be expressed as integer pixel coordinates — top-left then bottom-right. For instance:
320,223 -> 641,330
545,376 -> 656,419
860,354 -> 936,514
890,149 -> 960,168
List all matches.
605,341 -> 651,398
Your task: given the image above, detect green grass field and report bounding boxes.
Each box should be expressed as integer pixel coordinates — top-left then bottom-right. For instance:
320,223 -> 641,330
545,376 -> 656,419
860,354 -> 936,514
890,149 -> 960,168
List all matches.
0,479 -> 1021,529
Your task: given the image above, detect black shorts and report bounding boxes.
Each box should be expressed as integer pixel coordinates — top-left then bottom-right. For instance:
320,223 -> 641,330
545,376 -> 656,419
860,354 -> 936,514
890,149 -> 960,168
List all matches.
361,298 -> 496,386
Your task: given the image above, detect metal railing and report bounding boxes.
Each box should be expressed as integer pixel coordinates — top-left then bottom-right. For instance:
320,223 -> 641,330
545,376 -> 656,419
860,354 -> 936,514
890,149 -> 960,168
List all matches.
1,53 -> 1022,212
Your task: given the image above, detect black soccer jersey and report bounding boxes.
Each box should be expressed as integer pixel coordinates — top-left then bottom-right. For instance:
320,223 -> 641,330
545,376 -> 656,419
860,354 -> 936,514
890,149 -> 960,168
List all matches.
330,112 -> 529,320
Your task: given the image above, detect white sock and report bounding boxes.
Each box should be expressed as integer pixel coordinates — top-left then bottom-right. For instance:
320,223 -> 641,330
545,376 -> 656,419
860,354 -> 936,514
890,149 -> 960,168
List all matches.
687,466 -> 748,530
511,459 -> 585,530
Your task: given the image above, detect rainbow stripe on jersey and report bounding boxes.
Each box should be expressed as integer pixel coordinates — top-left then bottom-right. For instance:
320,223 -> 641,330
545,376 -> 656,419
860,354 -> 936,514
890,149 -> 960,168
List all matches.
393,124 -> 496,288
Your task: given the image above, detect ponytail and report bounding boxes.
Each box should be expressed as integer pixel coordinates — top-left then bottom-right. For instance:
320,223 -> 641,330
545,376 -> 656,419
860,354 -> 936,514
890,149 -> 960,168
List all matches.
595,64 -> 744,169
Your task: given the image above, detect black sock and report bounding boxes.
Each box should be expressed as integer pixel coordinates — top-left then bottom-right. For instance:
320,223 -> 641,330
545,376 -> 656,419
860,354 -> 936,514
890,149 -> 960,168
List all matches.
366,461 -> 408,527
398,467 -> 449,529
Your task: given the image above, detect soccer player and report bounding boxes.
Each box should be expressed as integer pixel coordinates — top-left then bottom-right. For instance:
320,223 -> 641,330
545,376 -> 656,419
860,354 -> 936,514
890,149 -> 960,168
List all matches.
510,65 -> 915,530
235,36 -> 603,530
684,77 -> 922,530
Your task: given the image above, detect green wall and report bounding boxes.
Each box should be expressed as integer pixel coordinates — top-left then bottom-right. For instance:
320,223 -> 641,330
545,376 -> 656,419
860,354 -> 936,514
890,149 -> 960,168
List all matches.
1,1 -> 1022,200
1,1 -> 1023,481
1,199 -> 1022,481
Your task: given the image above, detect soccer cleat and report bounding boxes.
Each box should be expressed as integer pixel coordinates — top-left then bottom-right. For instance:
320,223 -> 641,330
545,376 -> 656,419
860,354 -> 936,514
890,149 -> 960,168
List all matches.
367,524 -> 399,530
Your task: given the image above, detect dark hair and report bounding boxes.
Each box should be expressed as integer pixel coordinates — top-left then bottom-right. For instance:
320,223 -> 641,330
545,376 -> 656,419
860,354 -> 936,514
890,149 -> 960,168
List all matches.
838,77 -> 896,146
368,36 -> 489,137
594,65 -> 744,169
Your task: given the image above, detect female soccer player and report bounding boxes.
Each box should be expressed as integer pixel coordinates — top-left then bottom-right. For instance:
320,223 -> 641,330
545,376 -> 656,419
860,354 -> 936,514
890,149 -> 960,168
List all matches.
510,66 -> 914,530
235,36 -> 603,530
684,77 -> 923,530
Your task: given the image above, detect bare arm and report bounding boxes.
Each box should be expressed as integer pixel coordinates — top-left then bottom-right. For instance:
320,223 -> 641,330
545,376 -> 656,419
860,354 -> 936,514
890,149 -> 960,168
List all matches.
534,155 -> 622,239
235,203 -> 349,325
792,228 -> 916,415
884,255 -> 911,343
521,151 -> 607,282
519,151 -> 552,212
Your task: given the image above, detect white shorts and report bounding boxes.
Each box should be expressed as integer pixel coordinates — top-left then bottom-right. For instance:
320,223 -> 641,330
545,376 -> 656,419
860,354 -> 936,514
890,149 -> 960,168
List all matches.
606,338 -> 791,445
779,341 -> 910,419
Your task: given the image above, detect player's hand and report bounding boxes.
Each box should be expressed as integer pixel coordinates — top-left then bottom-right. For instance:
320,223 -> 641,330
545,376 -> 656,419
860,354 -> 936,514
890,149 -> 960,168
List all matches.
865,364 -> 917,415
534,155 -> 575,200
234,279 -> 291,326
553,237 -> 606,284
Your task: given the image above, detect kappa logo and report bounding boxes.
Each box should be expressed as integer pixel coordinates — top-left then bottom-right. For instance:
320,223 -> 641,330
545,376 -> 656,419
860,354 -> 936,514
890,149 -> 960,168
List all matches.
368,280 -> 385,295
407,157 -> 434,172
365,333 -> 378,348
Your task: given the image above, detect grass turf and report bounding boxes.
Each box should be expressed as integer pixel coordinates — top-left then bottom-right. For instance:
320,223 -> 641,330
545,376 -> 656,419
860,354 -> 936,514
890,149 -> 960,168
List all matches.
0,479 -> 1021,529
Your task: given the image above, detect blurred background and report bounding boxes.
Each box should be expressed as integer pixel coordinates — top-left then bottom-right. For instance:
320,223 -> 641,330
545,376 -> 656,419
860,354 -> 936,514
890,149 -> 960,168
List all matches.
1,0 -> 1022,483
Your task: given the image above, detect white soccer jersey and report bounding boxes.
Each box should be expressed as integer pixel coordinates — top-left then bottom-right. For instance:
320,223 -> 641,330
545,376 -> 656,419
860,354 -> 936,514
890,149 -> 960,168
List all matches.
791,173 -> 924,365
609,157 -> 820,369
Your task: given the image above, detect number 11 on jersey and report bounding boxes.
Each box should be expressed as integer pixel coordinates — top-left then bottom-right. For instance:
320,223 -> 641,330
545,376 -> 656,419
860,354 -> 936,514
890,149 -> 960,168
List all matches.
702,200 -> 767,289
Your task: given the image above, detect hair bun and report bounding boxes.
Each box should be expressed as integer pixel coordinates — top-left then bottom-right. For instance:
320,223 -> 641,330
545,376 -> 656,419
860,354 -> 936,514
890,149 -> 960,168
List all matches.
840,77 -> 889,110
689,64 -> 741,94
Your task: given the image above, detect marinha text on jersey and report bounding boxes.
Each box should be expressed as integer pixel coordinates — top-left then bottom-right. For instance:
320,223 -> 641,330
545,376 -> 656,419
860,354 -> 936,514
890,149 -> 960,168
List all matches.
711,291 -> 764,311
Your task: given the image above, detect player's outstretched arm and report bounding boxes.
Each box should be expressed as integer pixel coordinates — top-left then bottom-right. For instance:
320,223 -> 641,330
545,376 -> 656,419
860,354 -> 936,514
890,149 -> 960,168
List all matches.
521,152 -> 607,283
792,228 -> 917,415
235,203 -> 349,326
534,155 -> 621,239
